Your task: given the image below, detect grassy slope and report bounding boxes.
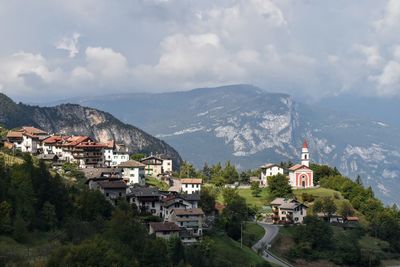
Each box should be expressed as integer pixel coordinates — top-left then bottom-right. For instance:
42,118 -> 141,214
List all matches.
0,233 -> 64,266
146,177 -> 170,190
243,222 -> 265,247
216,187 -> 271,208
0,151 -> 24,166
208,233 -> 266,267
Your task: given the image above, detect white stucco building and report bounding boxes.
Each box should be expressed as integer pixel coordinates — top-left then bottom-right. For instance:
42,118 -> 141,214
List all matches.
260,163 -> 284,187
180,178 -> 202,194
118,160 -> 146,185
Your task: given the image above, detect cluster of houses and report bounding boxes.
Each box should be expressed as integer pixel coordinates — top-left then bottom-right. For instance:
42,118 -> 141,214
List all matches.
4,126 -> 173,176
84,164 -> 205,243
3,126 -> 207,243
259,140 -> 314,188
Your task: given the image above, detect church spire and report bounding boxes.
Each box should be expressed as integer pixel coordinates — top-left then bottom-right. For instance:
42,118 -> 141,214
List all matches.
301,139 -> 310,167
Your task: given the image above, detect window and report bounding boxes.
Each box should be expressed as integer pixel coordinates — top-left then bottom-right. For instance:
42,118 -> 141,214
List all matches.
119,193 -> 122,197
106,193 -> 109,197
152,201 -> 155,208
295,217 -> 299,221
304,154 -> 307,159
282,211 -> 286,215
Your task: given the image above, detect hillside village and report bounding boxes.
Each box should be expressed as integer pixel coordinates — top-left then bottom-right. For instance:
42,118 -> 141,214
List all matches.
2,124 -> 400,267
2,126 -> 360,236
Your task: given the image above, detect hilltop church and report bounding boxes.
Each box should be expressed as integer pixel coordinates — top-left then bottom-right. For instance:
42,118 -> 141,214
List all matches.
260,140 -> 314,188
288,140 -> 314,188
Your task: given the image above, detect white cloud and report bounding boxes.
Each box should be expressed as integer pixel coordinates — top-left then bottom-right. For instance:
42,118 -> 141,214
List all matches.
55,32 -> 81,58
0,52 -> 62,92
85,47 -> 129,79
1,0 -> 400,100
371,61 -> 400,95
375,0 -> 400,32
355,44 -> 383,67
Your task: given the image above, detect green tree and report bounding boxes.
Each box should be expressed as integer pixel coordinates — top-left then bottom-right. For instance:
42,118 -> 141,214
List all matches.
310,164 -> 341,184
130,153 -> 146,161
322,197 -> 337,217
222,161 -> 239,184
41,201 -> 57,230
239,170 -> 251,184
13,214 -> 28,242
0,201 -> 12,234
294,216 -> 333,250
167,237 -> 185,266
199,186 -> 216,215
338,200 -> 354,217
76,190 -> 112,221
201,162 -> 212,182
251,182 -> 261,197
210,162 -> 224,185
355,174 -> 362,185
179,161 -> 197,178
267,174 -> 292,198
221,192 -> 249,240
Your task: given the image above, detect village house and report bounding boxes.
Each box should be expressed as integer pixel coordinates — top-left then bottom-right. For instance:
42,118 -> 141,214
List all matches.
162,195 -> 193,221
86,176 -> 124,190
127,187 -> 164,217
141,155 -> 164,177
169,208 -> 205,244
260,163 -> 284,187
161,156 -> 173,173
270,198 -> 308,224
41,135 -> 70,156
61,136 -> 106,168
180,193 -> 200,208
104,141 -> 130,167
98,180 -> 128,205
181,178 -> 202,194
5,127 -> 49,153
149,222 -> 181,239
118,160 -> 146,185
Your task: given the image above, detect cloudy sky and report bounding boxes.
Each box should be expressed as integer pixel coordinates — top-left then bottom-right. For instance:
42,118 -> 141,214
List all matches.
1,0 -> 400,102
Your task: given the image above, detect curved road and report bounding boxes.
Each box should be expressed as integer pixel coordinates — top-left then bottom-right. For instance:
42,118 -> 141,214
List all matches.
252,223 -> 293,267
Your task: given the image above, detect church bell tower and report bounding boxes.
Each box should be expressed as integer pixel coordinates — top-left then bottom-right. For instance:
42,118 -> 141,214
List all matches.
301,140 -> 310,167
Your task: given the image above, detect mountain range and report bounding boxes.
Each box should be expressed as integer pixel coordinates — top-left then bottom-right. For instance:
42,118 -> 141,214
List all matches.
47,84 -> 400,204
0,93 -> 182,167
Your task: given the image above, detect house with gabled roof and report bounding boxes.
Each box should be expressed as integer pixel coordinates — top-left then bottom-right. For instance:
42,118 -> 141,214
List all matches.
149,222 -> 181,239
181,178 -> 202,194
118,160 -> 146,185
260,163 -> 284,187
6,126 -> 49,153
169,208 -> 205,244
270,198 -> 308,224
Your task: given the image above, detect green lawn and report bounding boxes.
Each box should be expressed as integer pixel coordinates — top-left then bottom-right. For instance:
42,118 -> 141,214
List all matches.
243,222 -> 265,247
294,187 -> 343,200
208,233 -> 267,267
217,187 -> 271,208
146,177 -> 170,190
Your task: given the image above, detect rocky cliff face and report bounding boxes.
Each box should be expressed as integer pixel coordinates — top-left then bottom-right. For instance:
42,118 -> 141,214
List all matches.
63,85 -> 400,204
0,93 -> 182,167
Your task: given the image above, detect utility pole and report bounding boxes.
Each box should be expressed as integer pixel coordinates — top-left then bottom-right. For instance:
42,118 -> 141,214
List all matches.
240,221 -> 243,248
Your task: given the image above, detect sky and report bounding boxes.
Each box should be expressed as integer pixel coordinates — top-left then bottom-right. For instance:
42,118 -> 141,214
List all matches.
1,0 -> 400,102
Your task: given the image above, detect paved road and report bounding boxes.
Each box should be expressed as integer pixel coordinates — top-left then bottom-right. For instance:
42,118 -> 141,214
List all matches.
252,223 -> 293,267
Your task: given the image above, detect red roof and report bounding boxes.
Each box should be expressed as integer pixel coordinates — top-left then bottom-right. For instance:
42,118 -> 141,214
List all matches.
43,135 -> 70,144
303,139 -> 308,149
6,131 -> 23,138
63,136 -> 92,146
21,126 -> 48,135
